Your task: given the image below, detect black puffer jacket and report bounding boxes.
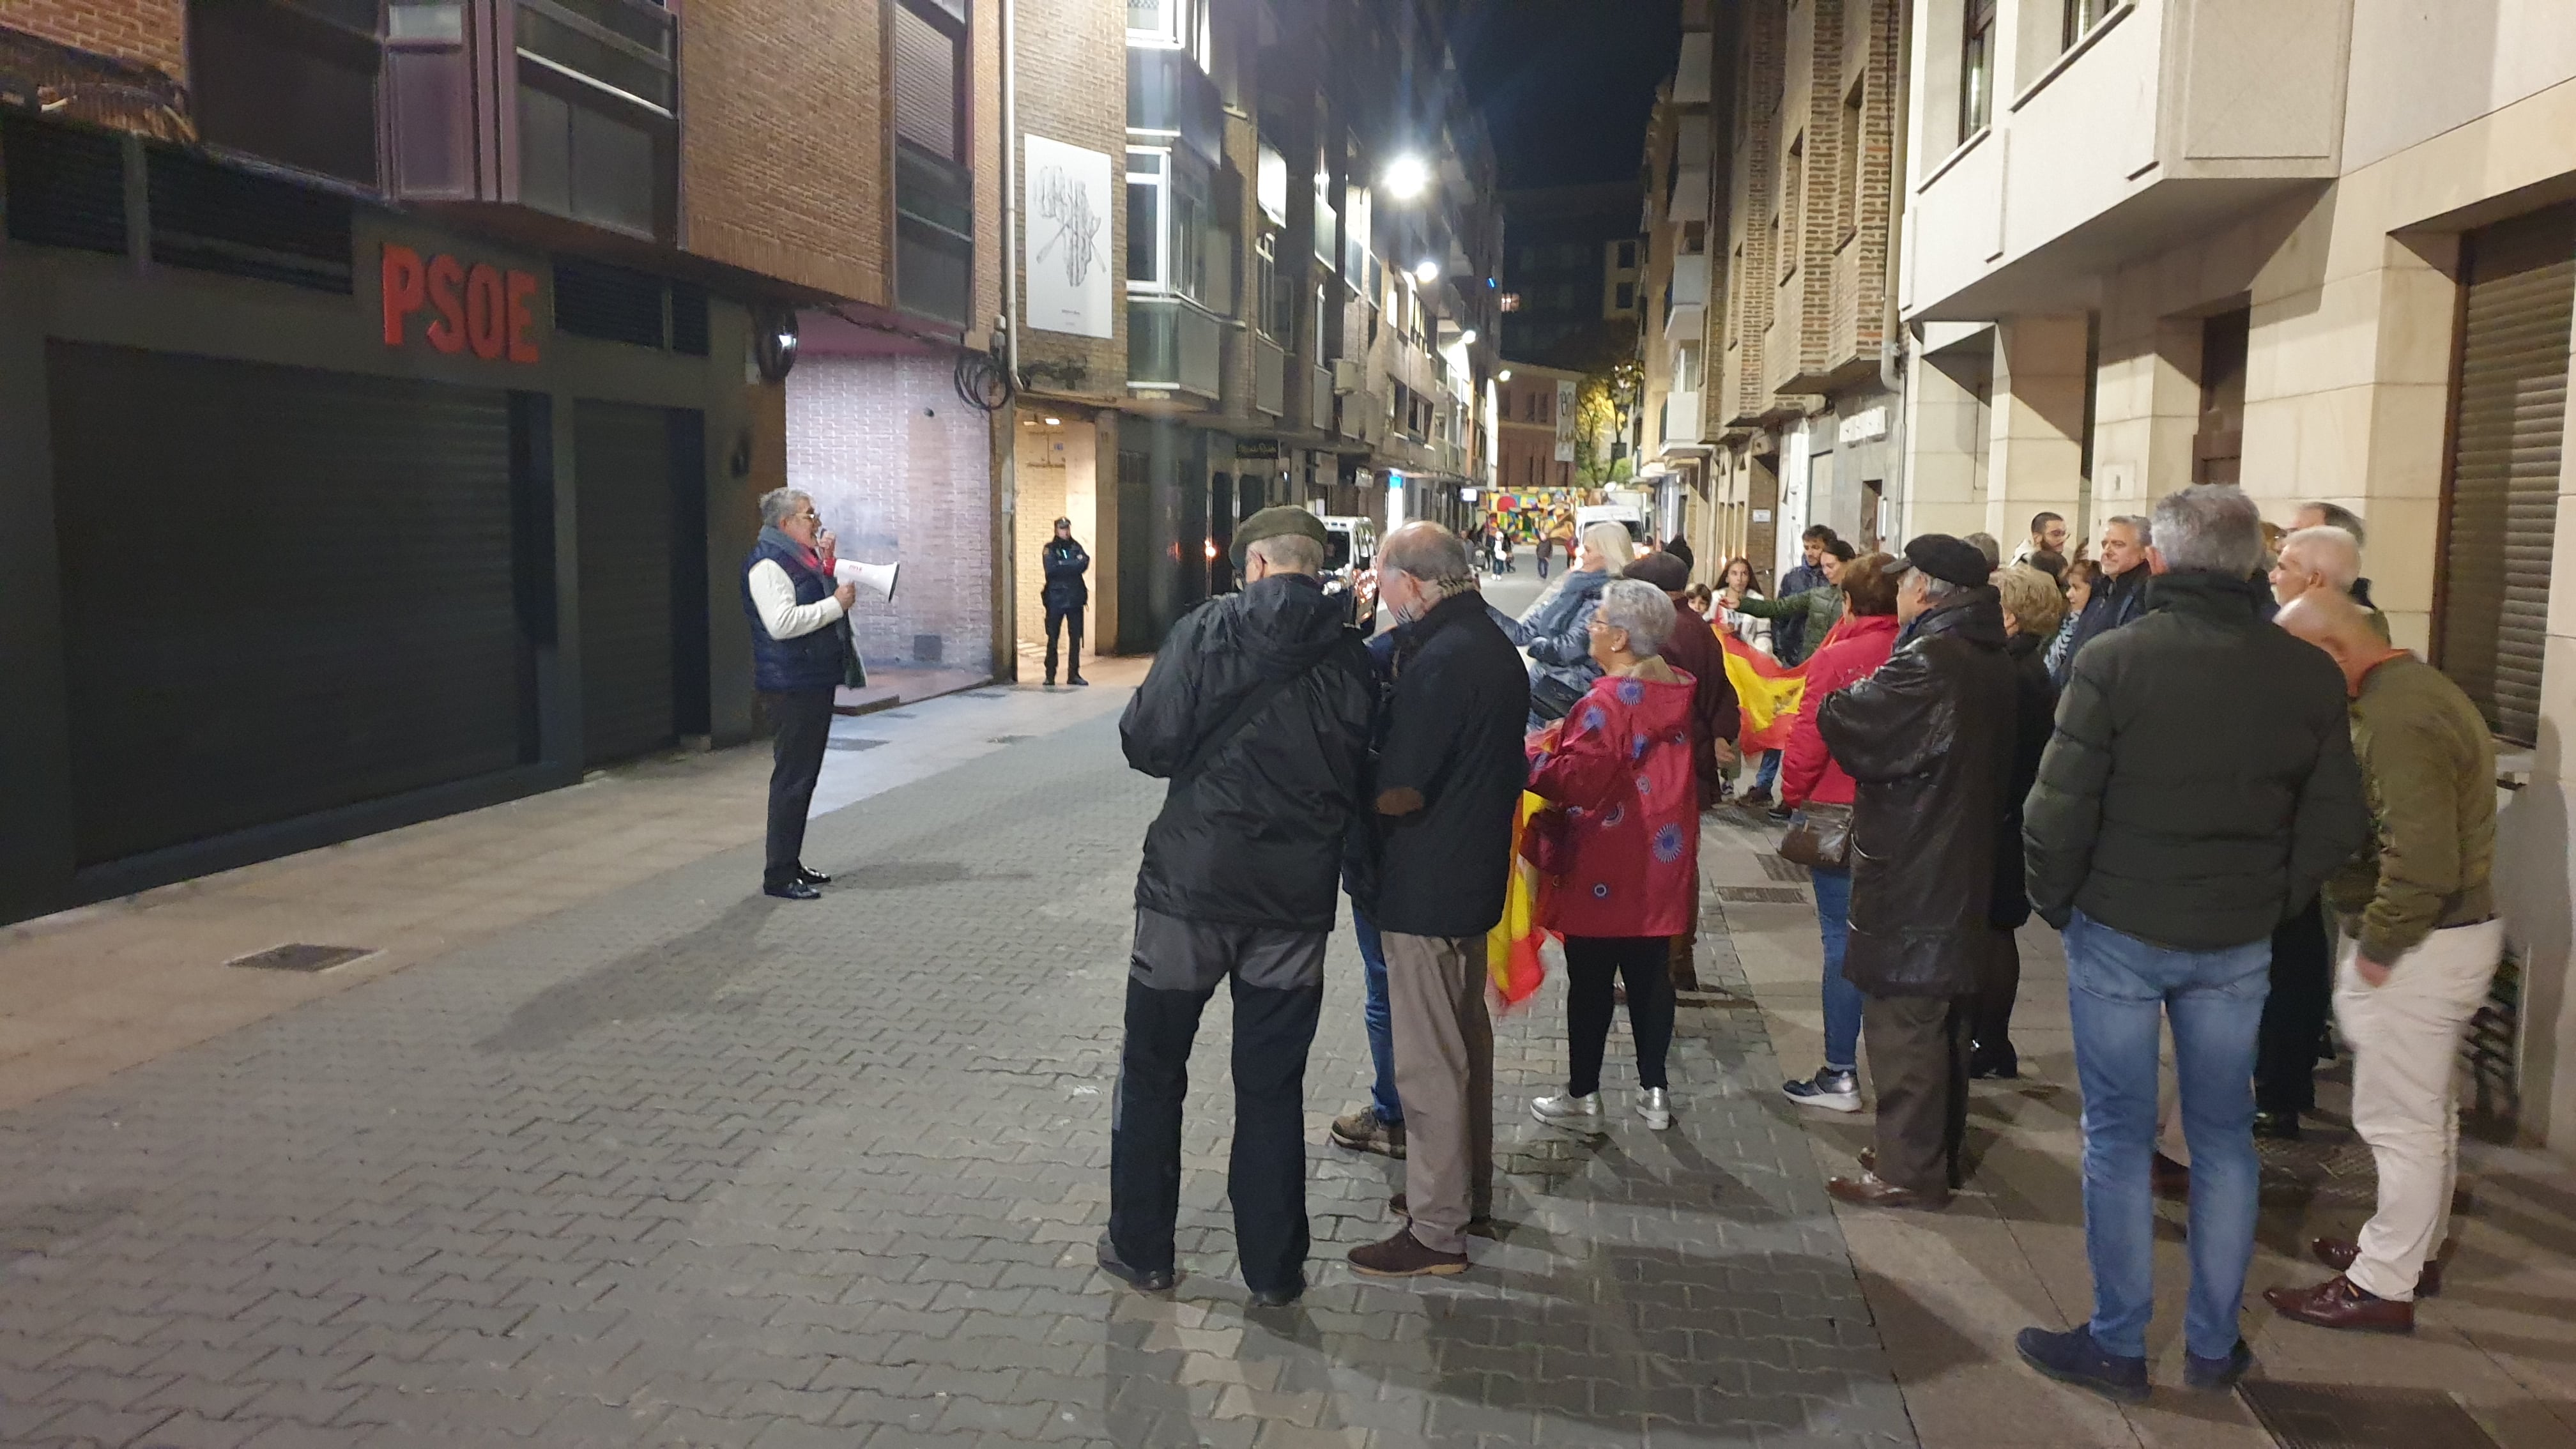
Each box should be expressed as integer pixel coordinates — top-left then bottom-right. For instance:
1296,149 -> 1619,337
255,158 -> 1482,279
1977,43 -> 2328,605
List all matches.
2024,571 -> 2369,950
1816,590 -> 2018,998
1991,631 -> 2059,930
1122,573 -> 1375,931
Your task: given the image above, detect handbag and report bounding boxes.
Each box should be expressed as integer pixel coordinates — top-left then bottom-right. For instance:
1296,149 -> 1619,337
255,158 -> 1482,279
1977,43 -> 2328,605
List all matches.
1775,802 -> 1853,870
1520,804 -> 1575,876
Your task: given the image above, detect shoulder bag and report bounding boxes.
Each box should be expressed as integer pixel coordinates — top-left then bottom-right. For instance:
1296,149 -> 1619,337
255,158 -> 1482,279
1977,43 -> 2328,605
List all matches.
1775,802 -> 1853,870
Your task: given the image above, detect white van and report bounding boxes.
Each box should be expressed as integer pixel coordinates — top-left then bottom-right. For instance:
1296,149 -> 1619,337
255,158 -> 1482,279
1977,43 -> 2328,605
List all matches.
1575,503 -> 1648,549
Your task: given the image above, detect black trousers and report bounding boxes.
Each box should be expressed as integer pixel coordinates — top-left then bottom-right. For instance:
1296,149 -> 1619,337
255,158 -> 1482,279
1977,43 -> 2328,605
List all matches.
1045,604 -> 1084,679
1564,935 -> 1675,1096
1972,930 -> 2021,1055
1863,992 -> 1974,1196
2256,898 -> 2334,1115
1108,939 -> 1322,1295
761,688 -> 835,889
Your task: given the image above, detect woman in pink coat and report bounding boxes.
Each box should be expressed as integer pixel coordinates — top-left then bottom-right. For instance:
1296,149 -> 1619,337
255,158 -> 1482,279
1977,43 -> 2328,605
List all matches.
1524,579 -> 1701,1133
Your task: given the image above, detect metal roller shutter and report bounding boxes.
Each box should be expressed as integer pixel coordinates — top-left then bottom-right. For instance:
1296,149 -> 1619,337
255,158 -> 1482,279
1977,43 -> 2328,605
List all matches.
2439,204 -> 2576,746
50,343 -> 522,866
574,401 -> 679,765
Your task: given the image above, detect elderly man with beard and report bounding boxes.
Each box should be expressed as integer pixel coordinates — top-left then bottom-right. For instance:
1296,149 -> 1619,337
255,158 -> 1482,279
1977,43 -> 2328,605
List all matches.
1344,523 -> 1530,1278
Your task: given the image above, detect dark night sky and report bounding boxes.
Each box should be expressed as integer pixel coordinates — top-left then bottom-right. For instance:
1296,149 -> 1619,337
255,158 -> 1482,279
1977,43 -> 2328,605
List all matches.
1446,0 -> 1685,189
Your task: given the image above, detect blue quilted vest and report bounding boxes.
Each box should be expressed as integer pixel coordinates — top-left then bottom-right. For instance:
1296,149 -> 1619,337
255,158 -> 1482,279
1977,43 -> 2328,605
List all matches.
742,537 -> 847,693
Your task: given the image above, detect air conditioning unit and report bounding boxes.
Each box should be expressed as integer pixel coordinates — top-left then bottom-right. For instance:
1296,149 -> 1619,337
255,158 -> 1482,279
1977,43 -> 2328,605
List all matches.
1332,358 -> 1365,394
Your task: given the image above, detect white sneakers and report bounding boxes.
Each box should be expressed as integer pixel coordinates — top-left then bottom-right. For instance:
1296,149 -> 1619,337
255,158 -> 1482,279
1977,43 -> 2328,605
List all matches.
1532,1089 -> 1675,1132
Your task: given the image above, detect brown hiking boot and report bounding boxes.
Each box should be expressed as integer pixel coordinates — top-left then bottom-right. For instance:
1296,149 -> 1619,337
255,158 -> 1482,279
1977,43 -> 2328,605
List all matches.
1329,1106 -> 1405,1158
1347,1228 -> 1468,1278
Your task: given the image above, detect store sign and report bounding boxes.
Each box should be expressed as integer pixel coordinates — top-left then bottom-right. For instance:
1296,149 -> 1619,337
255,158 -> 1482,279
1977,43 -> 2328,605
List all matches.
1236,438 -> 1281,461
381,244 -> 540,364
1837,406 -> 1889,445
1554,379 -> 1577,463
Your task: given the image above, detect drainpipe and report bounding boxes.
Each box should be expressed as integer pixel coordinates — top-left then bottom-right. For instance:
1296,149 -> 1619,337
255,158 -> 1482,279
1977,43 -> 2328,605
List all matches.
1001,0 -> 1021,387
1878,0 -> 1912,533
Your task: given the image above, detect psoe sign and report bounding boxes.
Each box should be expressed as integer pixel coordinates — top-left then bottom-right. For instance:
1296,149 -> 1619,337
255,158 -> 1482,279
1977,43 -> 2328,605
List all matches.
381,243 -> 542,363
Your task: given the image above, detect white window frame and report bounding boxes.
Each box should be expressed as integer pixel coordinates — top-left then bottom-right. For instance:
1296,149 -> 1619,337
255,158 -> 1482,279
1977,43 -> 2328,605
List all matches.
1127,147 -> 1170,292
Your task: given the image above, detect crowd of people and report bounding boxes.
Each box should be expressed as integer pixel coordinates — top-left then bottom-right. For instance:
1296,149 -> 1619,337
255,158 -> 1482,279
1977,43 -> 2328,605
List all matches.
1087,484 -> 2501,1404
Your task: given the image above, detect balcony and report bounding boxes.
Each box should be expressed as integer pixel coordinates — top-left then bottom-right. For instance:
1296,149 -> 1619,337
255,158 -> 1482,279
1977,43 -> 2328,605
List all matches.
1662,390 -> 1704,449
1905,0 -> 2350,321
894,140 -> 971,327
1254,336 -> 1285,417
1669,252 -> 1709,308
1127,42 -> 1223,165
1130,294 -> 1222,400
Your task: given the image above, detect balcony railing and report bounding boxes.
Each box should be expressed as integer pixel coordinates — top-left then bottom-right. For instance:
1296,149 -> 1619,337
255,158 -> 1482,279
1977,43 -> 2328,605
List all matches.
896,140 -> 972,327
1254,335 -> 1285,417
1127,42 -> 1223,165
1671,252 -> 1709,307
1130,294 -> 1222,399
1663,390 -> 1703,447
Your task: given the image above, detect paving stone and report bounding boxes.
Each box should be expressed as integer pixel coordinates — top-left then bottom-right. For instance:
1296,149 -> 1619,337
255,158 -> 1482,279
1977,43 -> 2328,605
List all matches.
0,714 -> 1917,1447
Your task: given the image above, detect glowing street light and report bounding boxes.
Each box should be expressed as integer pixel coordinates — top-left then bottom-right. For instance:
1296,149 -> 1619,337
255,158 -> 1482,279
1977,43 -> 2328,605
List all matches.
1412,258 -> 1441,285
1381,155 -> 1431,201
1459,328 -> 1478,346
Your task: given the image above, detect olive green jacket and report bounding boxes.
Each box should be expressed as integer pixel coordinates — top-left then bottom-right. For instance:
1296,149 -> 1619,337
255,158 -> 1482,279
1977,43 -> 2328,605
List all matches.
1733,585 -> 1843,651
2324,653 -> 2497,963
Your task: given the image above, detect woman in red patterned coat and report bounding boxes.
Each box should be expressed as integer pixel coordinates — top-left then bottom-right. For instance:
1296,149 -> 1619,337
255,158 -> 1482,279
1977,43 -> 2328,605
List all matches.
1524,579 -> 1701,1134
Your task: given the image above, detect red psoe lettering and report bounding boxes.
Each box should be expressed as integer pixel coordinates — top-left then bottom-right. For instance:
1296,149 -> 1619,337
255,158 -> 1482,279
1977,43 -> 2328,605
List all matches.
381,244 -> 425,346
425,255 -> 466,354
505,270 -> 540,363
464,263 -> 507,360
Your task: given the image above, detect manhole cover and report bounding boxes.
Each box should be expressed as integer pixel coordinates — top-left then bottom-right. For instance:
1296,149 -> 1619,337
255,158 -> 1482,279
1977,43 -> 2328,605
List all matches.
827,737 -> 888,752
989,735 -> 1034,745
1759,854 -> 1810,882
1713,885 -> 1807,904
2241,1382 -> 2502,1449
227,944 -> 373,973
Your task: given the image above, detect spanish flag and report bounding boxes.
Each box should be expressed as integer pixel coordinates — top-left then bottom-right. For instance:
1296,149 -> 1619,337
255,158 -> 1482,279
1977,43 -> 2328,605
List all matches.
1486,792 -> 1552,1014
1717,620 -> 1836,754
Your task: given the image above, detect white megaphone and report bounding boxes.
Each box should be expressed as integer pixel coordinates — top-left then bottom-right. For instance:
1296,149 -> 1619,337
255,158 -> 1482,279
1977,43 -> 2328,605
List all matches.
834,559 -> 901,602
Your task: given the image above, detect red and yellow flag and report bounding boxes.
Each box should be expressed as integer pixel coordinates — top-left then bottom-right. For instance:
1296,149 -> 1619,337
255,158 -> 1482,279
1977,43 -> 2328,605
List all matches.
1486,792 -> 1552,1013
1718,619 -> 1837,753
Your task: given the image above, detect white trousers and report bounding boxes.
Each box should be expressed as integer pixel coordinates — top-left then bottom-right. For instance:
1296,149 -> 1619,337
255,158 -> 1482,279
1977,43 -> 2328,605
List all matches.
2334,918 -> 2506,1301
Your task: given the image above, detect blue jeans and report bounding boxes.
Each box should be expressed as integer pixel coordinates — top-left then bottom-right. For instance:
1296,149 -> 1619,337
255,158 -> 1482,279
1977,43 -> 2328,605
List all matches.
2064,909 -> 2271,1360
1754,750 -> 1781,792
1809,865 -> 1860,1071
1353,908 -> 1402,1124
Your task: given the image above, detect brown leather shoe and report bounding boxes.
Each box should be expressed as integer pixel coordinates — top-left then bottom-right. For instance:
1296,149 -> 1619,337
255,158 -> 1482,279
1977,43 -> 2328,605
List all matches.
2310,1237 -> 2443,1297
2153,1152 -> 2191,1199
2264,1274 -> 2416,1333
1347,1228 -> 1469,1278
1827,1172 -> 1949,1211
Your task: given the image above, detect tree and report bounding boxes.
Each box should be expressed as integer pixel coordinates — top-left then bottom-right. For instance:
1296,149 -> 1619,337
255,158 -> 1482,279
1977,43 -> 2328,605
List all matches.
1573,358 -> 1644,488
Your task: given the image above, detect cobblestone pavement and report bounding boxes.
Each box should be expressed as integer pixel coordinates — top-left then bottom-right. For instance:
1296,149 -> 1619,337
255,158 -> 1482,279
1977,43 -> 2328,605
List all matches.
0,710 -> 1917,1448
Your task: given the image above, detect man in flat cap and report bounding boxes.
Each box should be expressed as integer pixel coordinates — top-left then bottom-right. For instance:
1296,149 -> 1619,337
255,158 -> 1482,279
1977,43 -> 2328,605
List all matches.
1100,505 -> 1375,1308
1815,535 -> 2019,1211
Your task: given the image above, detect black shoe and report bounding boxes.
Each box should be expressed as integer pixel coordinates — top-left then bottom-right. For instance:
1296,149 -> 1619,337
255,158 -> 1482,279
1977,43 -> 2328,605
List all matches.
1766,804 -> 1794,823
2251,1109 -> 2303,1140
2184,1338 -> 2255,1392
2016,1324 -> 2149,1403
1094,1234 -> 1175,1293
763,880 -> 822,901
793,866 -> 832,887
1043,673 -> 1055,687
1068,674 -> 1089,686
1246,1278 -> 1305,1307
1968,1043 -> 2019,1080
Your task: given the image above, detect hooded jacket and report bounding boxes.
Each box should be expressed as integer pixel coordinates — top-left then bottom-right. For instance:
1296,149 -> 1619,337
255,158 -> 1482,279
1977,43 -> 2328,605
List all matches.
2025,571 -> 2370,950
1122,573 -> 1376,932
1817,591 -> 2018,998
1525,659 -> 1701,939
1498,565 -> 1612,719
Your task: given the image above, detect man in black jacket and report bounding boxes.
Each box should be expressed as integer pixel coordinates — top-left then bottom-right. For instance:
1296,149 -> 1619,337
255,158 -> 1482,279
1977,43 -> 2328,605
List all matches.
2016,485 -> 2369,1404
1040,518 -> 1090,686
1814,536 -> 2017,1211
1342,524 -> 1529,1280
2051,514 -> 2151,685
1101,507 -> 1375,1308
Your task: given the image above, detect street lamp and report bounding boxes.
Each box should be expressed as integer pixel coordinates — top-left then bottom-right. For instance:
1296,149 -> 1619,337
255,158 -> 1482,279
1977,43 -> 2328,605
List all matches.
1459,328 -> 1478,346
1381,155 -> 1430,201
1412,259 -> 1441,285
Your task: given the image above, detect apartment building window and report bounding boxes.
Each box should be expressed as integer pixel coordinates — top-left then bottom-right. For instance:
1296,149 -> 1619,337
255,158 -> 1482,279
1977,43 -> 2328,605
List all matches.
1779,133 -> 1804,282
1616,281 -> 1636,310
1682,221 -> 1706,255
2064,0 -> 2113,49
1961,0 -> 1998,142
1676,342 -> 1702,392
1127,149 -> 1167,288
1837,79 -> 1864,247
893,0 -> 965,162
190,0 -> 383,187
1255,233 -> 1292,339
1128,0 -> 1210,65
1616,240 -> 1638,270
